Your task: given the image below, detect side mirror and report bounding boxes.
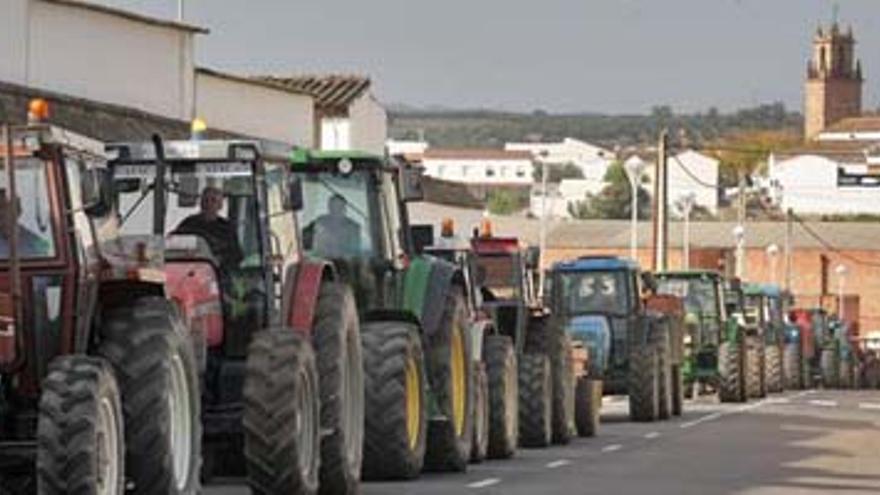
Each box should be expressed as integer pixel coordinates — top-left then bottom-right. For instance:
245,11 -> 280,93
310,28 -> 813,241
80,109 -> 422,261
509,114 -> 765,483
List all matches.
286,177 -> 304,211
177,175 -> 200,208
399,166 -> 424,202
410,224 -> 434,254
641,271 -> 657,293
83,168 -> 113,217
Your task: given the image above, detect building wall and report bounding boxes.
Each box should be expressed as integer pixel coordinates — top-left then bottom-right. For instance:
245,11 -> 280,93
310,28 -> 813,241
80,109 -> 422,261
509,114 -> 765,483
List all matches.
320,117 -> 351,151
0,0 -> 28,84
423,158 -> 534,185
771,154 -> 880,215
349,94 -> 387,154
195,72 -> 314,146
805,79 -> 863,139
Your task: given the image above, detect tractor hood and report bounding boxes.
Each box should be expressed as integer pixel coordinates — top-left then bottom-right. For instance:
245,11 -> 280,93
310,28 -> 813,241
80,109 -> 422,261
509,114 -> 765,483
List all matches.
564,314 -> 611,377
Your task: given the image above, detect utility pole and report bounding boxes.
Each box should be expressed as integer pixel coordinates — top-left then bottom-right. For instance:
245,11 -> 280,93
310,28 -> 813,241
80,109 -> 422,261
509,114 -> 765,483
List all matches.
735,171 -> 747,279
784,208 -> 793,291
652,130 -> 669,272
538,149 -> 549,298
680,193 -> 696,270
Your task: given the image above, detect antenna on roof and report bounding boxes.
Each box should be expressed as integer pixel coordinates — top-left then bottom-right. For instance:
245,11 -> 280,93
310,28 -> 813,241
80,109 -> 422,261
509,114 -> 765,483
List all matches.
178,0 -> 185,21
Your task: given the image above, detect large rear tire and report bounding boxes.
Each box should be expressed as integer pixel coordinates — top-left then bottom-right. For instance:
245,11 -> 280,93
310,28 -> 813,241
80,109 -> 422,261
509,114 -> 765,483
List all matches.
766,345 -> 783,393
361,322 -> 427,480
313,282 -> 364,495
718,341 -> 745,403
425,289 -> 474,472
485,335 -> 518,459
37,356 -> 125,495
470,363 -> 489,463
518,353 -> 552,448
629,344 -> 659,422
574,377 -> 601,437
656,337 -> 673,420
820,348 -> 839,388
99,297 -> 201,495
244,329 -> 320,495
746,337 -> 765,399
783,343 -> 802,390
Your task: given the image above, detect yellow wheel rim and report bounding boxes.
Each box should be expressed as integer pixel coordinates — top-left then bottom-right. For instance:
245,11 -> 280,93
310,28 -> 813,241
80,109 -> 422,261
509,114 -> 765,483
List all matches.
451,325 -> 467,437
405,355 -> 421,451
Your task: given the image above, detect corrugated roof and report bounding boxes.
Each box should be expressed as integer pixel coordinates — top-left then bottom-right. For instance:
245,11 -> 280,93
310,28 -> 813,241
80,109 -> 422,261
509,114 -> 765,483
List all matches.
41,0 -> 209,33
258,75 -> 371,115
196,68 -> 313,97
423,149 -> 534,161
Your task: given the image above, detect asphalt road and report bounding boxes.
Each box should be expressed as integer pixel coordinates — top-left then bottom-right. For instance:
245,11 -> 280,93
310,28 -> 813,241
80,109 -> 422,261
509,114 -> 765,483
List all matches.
205,389 -> 880,495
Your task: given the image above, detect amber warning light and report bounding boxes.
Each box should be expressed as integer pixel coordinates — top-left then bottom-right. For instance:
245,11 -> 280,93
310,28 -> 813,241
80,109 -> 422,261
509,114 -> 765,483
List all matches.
28,99 -> 50,123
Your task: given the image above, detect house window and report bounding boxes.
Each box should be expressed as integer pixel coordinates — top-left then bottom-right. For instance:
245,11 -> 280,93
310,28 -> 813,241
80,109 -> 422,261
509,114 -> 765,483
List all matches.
437,165 -> 446,178
500,167 -> 508,178
486,167 -> 496,178
461,165 -> 469,177
516,168 -> 526,178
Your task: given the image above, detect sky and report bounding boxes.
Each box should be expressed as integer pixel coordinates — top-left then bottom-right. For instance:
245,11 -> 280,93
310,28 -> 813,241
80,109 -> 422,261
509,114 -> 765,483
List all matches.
98,0 -> 878,114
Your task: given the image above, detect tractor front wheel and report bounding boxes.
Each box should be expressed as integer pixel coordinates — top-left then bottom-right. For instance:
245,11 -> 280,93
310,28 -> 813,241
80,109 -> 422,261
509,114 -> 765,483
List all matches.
518,353 -> 552,447
574,377 -> 601,437
485,335 -> 518,458
783,343 -> 802,390
471,362 -> 489,463
718,341 -> 745,403
37,356 -> 125,495
820,348 -> 839,388
766,345 -> 783,393
629,344 -> 660,422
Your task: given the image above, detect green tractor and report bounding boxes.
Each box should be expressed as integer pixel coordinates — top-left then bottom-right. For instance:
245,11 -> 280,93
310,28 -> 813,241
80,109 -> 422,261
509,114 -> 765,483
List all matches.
290,150 -> 474,478
743,284 -> 788,394
546,257 -> 685,423
655,271 -> 748,403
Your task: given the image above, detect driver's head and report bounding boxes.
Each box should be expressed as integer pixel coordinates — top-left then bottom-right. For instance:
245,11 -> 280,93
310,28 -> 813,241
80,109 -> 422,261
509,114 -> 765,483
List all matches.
328,194 -> 346,216
200,186 -> 224,220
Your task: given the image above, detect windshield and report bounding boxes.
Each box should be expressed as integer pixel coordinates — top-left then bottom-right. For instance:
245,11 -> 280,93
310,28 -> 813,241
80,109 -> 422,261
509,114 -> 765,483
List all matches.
297,170 -> 376,259
558,270 -> 630,315
0,157 -> 56,259
744,294 -> 766,324
475,254 -> 520,299
113,161 -> 260,270
656,277 -> 718,317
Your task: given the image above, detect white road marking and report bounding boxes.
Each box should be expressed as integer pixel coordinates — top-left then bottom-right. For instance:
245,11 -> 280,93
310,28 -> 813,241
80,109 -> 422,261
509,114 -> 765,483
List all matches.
859,402 -> 880,410
809,400 -> 838,408
680,412 -> 722,428
468,478 -> 501,489
765,397 -> 791,405
644,431 -> 660,439
601,444 -> 622,452
546,459 -> 571,469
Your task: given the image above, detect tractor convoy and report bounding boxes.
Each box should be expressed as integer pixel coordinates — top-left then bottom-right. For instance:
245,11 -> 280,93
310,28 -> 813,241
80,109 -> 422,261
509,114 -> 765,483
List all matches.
0,102 -> 874,494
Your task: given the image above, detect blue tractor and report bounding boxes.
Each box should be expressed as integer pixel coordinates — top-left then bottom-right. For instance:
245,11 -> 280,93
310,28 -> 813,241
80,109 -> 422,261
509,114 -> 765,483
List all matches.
546,256 -> 684,422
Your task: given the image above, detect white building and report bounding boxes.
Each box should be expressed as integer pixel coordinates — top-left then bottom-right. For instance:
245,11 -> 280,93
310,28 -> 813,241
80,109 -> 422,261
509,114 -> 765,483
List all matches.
816,116 -> 880,143
262,75 -> 387,155
386,139 -> 429,157
506,137 -> 614,193
529,179 -> 596,219
628,150 -> 720,216
422,149 -> 534,185
769,146 -> 880,215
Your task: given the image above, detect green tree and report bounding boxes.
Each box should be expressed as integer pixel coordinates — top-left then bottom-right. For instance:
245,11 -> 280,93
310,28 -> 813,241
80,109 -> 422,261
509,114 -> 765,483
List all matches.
568,162 -> 651,220
532,162 -> 585,182
487,189 -> 521,215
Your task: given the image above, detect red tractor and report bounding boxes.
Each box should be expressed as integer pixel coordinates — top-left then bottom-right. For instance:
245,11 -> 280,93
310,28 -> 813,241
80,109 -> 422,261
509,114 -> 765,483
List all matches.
0,108 -> 200,494
107,136 -> 363,495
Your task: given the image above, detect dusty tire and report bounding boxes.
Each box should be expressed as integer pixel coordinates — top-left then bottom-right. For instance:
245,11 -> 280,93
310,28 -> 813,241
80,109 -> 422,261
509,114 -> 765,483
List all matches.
99,297 -> 201,495
37,356 -> 125,495
425,289 -> 474,472
361,322 -> 427,480
783,343 -> 802,390
485,335 -> 518,459
766,345 -> 783,393
628,345 -> 659,422
313,283 -> 364,495
820,348 -> 839,388
574,377 -> 601,437
718,341 -> 745,403
656,338 -> 673,420
518,353 -> 552,448
244,330 -> 320,495
550,330 -> 576,444
471,363 -> 489,463
746,337 -> 765,399
670,365 -> 684,416
839,359 -> 854,389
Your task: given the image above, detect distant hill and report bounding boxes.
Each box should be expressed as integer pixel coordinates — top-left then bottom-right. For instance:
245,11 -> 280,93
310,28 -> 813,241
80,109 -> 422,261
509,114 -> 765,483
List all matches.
388,103 -> 803,149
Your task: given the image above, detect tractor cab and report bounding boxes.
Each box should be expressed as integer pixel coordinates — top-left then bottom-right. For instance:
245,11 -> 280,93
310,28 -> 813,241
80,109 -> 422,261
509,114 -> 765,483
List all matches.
655,271 -> 727,358
743,284 -> 786,348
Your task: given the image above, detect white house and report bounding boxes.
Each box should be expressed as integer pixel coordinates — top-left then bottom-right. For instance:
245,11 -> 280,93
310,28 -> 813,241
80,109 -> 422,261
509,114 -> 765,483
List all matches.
194,68 -> 314,147
769,147 -> 880,215
262,75 -> 387,154
1,0 -> 204,121
529,179 -> 597,219
816,116 -> 880,142
386,139 -> 429,157
506,137 -> 614,194
422,149 -> 534,185
628,150 -> 720,216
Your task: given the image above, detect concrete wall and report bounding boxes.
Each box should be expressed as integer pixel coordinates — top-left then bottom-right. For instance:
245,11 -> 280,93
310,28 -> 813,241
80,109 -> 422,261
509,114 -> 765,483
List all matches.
349,94 -> 387,154
195,72 -> 314,146
25,0 -> 195,120
0,0 -> 28,84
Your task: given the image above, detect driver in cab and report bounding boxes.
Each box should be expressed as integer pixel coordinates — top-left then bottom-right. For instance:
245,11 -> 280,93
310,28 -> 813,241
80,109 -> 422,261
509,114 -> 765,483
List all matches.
174,186 -> 243,271
0,189 -> 51,258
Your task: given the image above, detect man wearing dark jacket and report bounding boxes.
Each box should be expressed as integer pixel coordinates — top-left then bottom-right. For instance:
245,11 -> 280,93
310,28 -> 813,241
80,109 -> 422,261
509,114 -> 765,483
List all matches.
175,186 -> 243,270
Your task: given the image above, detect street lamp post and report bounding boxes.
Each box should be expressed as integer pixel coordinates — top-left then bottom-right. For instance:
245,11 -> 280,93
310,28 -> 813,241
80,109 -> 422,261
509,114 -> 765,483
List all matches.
835,264 -> 848,321
624,160 -> 646,262
538,149 -> 550,298
680,193 -> 696,270
766,244 -> 780,284
732,225 -> 745,278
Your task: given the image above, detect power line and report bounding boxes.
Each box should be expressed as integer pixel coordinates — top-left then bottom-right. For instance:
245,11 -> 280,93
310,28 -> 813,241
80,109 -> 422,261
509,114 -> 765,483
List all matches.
789,211 -> 880,268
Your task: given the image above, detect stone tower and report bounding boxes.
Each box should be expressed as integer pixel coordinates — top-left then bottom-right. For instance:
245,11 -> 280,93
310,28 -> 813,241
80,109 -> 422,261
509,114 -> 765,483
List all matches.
804,23 -> 863,139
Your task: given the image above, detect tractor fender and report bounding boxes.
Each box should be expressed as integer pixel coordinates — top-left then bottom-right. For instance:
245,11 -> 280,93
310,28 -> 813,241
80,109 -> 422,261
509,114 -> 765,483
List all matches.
404,255 -> 461,340
468,318 -> 494,363
284,257 -> 336,336
563,314 -> 611,378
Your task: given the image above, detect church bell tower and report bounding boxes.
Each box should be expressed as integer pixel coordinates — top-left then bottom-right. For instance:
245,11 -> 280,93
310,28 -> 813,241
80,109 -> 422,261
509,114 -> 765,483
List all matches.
804,22 -> 863,139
